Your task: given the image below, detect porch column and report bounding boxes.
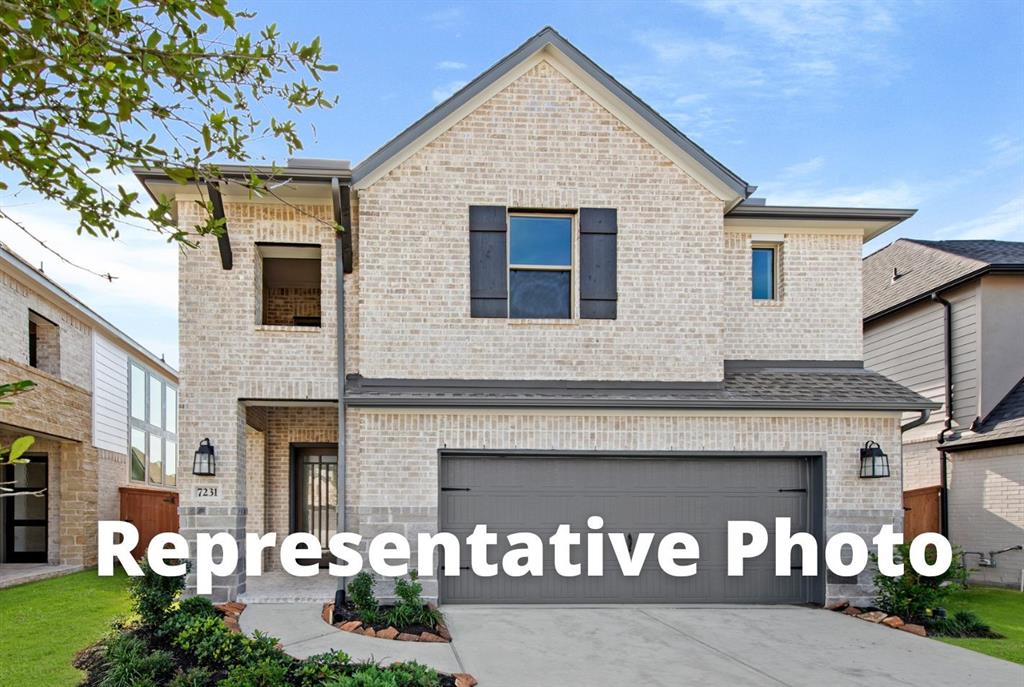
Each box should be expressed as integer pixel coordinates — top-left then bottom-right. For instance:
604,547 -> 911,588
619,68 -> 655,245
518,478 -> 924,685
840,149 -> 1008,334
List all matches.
178,399 -> 248,601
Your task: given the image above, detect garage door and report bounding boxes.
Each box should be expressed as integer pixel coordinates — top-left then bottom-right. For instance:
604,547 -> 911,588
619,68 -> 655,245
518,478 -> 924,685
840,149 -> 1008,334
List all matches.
439,452 -> 822,604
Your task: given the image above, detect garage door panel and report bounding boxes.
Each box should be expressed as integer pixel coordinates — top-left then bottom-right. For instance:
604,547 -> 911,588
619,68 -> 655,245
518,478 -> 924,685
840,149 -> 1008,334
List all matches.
440,453 -> 819,604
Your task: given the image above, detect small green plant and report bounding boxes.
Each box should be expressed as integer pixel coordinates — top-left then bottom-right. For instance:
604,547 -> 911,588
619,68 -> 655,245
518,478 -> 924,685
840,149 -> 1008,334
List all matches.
872,544 -> 969,622
127,557 -> 187,630
389,661 -> 441,687
292,650 -> 352,686
348,571 -> 382,625
98,633 -> 176,687
928,610 -> 1003,639
326,663 -> 401,687
385,571 -> 442,630
220,658 -> 291,687
167,666 -> 216,687
160,595 -> 218,639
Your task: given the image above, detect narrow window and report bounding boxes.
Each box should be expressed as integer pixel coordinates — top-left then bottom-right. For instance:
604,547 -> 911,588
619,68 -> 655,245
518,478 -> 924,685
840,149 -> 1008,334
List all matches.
27,311 -> 59,375
130,428 -> 146,481
128,361 -> 177,486
130,364 -> 146,420
257,243 -> 322,326
508,215 -> 573,318
752,245 -> 778,300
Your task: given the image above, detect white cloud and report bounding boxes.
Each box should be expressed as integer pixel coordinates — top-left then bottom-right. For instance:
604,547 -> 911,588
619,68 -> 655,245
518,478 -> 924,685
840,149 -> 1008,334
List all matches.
436,60 -> 467,71
935,196 -> 1024,241
781,156 -> 825,178
767,180 -> 920,208
431,80 -> 467,104
673,93 -> 709,106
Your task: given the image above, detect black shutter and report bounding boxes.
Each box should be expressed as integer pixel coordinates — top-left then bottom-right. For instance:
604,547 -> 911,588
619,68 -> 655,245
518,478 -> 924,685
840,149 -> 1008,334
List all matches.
579,208 -> 617,319
469,205 -> 508,318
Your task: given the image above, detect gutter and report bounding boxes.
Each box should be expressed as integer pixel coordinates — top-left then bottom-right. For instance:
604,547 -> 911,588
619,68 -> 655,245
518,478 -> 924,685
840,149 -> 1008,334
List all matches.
932,292 -> 954,537
333,179 -> 351,613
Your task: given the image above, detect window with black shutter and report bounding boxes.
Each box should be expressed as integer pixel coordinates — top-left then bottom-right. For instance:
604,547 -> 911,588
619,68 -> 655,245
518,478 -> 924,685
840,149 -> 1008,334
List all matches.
469,206 -> 617,320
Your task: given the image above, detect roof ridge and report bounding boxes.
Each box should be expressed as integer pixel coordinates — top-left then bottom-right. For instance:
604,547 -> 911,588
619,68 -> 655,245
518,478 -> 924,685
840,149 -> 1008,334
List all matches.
901,238 -> 990,267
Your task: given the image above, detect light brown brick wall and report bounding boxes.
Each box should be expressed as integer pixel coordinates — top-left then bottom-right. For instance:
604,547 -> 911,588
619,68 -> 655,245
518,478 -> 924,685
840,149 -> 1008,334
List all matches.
723,231 -> 863,360
902,438 -> 941,491
263,287 -> 321,326
355,60 -> 727,382
948,444 -> 1023,587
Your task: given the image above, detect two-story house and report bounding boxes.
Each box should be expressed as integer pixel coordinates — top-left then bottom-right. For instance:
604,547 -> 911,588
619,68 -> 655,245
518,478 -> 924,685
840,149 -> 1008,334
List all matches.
864,239 -> 1024,587
0,243 -> 179,586
136,27 -> 933,606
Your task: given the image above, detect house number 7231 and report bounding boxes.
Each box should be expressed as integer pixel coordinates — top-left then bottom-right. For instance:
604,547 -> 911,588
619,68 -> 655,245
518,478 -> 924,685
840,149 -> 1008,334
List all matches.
195,486 -> 219,499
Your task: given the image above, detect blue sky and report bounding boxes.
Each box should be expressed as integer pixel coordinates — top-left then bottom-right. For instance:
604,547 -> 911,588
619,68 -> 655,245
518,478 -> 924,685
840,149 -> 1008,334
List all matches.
2,0 -> 1022,368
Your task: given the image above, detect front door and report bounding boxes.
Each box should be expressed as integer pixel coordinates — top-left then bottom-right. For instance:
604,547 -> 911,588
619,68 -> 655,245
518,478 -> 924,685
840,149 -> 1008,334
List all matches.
2,454 -> 49,563
292,446 -> 338,566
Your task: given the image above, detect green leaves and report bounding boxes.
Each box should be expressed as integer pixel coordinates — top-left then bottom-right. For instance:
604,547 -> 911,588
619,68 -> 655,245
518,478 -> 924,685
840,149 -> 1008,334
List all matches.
0,0 -> 337,247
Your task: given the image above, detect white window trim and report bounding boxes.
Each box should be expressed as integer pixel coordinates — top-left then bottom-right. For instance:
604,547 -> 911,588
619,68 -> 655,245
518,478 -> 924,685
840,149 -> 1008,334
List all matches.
127,360 -> 178,488
751,241 -> 782,302
506,212 -> 577,319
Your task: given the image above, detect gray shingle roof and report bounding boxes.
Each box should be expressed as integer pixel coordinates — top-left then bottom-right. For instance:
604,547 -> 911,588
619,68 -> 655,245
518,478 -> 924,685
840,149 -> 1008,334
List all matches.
943,377 -> 1024,450
863,239 -> 1024,320
345,363 -> 937,411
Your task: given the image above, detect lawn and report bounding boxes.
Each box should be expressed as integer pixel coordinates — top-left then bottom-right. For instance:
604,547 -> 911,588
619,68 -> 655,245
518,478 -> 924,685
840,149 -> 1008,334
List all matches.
0,569 -> 131,687
937,586 -> 1024,665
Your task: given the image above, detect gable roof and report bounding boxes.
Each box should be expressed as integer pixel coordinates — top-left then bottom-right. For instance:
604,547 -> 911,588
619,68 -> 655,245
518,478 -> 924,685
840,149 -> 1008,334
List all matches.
351,26 -> 753,201
943,376 -> 1024,451
863,238 -> 1024,321
0,242 -> 177,379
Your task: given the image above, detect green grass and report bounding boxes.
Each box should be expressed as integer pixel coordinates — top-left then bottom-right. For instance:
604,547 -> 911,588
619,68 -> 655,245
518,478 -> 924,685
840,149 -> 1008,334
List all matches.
0,569 -> 132,687
937,586 -> 1024,665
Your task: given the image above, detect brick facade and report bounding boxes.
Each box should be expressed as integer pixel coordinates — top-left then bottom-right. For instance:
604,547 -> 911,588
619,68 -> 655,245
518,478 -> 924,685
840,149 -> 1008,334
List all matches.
948,444 -> 1023,587
175,58 -> 909,604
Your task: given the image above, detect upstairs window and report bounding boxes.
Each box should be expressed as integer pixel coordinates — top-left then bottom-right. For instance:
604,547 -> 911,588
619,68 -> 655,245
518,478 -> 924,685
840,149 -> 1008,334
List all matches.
27,311 -> 60,375
257,243 -> 322,327
752,244 -> 780,300
508,215 -> 573,319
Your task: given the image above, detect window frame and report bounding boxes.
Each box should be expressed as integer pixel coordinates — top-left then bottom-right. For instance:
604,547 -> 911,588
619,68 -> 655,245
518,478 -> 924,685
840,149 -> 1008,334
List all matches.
127,360 -> 178,488
751,242 -> 781,301
506,212 -> 576,319
255,242 -> 324,328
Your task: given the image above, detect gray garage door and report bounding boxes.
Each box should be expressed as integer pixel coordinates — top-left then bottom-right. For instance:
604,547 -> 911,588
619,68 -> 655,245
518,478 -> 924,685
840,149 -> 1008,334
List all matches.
439,452 -> 822,604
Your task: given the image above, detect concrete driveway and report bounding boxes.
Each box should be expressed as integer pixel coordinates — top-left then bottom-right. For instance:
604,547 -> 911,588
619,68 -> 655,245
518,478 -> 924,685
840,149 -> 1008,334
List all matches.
443,605 -> 1022,687
241,603 -> 1022,687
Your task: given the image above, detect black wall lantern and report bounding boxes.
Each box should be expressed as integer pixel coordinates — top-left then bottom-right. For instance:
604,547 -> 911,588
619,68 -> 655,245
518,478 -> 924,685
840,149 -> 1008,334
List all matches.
193,438 -> 216,476
859,441 -> 890,478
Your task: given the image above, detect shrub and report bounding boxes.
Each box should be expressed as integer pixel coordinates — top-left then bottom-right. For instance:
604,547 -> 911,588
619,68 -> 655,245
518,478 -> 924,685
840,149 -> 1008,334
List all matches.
128,557 -> 187,630
389,661 -> 440,687
168,666 -> 216,687
172,615 -> 283,667
348,571 -> 382,625
292,650 -> 352,687
160,595 -> 218,639
385,571 -> 442,630
219,658 -> 291,687
872,544 -> 969,622
928,610 -> 1003,639
326,664 -> 401,687
98,632 -> 176,687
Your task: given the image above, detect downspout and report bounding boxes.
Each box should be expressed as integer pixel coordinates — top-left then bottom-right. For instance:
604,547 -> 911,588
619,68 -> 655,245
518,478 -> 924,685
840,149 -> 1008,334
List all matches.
931,292 -> 953,537
333,179 -> 351,611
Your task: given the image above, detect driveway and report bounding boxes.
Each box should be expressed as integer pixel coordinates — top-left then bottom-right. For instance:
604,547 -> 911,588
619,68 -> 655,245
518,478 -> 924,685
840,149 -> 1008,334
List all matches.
443,605 -> 1021,687
241,603 -> 1022,687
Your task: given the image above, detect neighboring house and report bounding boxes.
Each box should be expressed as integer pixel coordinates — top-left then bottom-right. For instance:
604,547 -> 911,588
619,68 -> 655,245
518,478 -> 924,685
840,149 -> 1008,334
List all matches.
136,27 -> 934,605
0,243 -> 179,585
863,239 -> 1024,587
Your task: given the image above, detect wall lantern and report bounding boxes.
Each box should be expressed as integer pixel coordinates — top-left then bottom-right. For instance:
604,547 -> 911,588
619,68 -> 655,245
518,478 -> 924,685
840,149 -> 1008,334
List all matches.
193,438 -> 216,476
859,441 -> 890,478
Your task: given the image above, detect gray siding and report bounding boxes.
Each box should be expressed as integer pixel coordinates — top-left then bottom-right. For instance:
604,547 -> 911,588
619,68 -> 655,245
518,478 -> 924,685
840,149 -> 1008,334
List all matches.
864,284 -> 979,436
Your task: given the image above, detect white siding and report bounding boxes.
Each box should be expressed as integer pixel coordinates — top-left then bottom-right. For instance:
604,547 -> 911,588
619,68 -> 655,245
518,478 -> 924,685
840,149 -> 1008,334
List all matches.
92,333 -> 128,453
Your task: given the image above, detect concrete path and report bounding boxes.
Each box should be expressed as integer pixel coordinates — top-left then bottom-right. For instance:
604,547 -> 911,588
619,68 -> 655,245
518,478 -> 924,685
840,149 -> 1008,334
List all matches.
241,603 -> 1023,687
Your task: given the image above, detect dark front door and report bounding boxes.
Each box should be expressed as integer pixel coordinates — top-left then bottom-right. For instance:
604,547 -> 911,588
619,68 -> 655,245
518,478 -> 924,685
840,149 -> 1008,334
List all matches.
2,454 -> 49,563
292,446 -> 338,566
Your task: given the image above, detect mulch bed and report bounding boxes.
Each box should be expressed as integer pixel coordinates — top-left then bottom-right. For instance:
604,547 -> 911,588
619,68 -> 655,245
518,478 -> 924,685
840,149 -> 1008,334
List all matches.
322,602 -> 452,643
